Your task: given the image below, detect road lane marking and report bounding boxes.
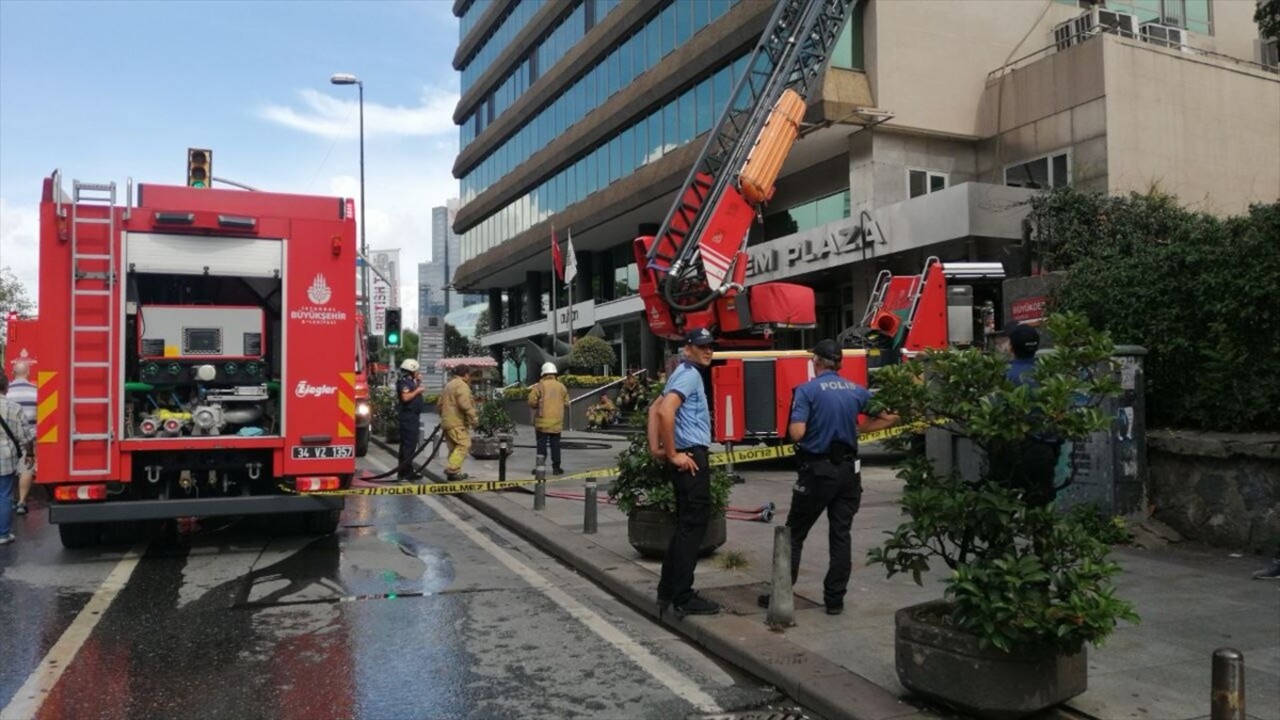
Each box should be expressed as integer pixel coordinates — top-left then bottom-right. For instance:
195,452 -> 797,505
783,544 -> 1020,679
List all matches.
362,453 -> 722,713
422,493 -> 724,714
2,545 -> 146,720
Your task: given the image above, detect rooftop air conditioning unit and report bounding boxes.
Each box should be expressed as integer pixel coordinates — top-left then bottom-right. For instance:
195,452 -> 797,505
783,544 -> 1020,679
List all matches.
1140,22 -> 1186,50
1256,37 -> 1280,70
1054,8 -> 1138,51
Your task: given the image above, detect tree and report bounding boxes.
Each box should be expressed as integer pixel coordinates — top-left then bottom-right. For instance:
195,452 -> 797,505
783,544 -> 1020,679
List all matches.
444,323 -> 472,357
1,267 -> 34,315
377,328 -> 418,365
568,335 -> 617,372
1257,0 -> 1280,40
474,308 -> 492,337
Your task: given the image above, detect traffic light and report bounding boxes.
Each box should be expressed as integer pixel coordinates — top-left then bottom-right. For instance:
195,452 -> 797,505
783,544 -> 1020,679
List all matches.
187,148 -> 212,188
384,307 -> 402,347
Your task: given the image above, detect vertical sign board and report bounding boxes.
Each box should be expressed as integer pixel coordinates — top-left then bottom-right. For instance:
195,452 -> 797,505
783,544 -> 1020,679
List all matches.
369,249 -> 401,337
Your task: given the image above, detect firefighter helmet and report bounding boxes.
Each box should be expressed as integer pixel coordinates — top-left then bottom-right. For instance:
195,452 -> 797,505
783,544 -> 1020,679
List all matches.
400,359 -> 420,373
541,362 -> 558,376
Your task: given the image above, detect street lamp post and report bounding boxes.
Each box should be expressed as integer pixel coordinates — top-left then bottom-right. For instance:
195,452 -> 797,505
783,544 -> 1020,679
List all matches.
330,72 -> 368,325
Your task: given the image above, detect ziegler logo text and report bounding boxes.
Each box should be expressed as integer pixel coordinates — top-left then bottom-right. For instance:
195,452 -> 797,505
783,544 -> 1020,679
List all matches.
295,381 -> 338,398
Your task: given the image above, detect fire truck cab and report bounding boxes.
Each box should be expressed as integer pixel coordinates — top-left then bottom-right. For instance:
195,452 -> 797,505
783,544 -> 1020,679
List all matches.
33,171 -> 358,547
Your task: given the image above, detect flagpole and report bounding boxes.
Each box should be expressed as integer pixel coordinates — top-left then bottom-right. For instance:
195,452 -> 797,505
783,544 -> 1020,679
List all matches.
550,225 -> 559,349
566,228 -> 575,346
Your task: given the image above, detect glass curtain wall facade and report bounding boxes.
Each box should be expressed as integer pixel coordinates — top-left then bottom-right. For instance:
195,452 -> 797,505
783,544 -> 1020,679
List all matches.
456,0 -> 743,263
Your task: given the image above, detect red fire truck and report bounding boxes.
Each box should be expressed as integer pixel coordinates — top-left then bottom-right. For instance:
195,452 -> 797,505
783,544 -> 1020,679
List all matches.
634,0 -> 867,444
31,170 -> 358,547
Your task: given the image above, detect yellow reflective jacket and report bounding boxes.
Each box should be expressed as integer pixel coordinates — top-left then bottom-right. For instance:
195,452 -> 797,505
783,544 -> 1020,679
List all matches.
528,378 -> 569,433
439,377 -> 477,430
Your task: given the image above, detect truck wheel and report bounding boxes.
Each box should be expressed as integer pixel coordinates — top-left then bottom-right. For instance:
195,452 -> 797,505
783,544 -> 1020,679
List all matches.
59,522 -> 101,549
355,425 -> 370,457
304,509 -> 341,535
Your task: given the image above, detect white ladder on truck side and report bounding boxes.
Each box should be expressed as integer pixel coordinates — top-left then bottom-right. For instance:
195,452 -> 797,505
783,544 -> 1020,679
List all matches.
68,179 -> 117,476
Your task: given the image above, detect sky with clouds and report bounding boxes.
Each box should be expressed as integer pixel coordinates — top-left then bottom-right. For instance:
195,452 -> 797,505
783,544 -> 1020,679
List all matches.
0,0 -> 461,329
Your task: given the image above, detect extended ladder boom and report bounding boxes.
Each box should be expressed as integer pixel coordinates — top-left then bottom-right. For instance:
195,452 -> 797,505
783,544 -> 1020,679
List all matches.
644,0 -> 853,320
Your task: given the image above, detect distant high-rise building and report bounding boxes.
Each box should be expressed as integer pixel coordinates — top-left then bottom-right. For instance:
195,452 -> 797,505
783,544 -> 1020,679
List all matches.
421,199 -> 483,329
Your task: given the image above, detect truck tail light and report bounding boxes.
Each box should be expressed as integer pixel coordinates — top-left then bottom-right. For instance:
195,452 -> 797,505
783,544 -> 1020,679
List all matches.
296,476 -> 341,492
54,484 -> 108,502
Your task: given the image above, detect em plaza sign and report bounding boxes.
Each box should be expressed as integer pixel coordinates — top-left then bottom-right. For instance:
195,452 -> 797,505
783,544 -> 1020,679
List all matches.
745,210 -> 887,279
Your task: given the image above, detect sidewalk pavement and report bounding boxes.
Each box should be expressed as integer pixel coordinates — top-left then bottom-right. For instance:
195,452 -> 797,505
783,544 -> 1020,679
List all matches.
394,416 -> 1280,720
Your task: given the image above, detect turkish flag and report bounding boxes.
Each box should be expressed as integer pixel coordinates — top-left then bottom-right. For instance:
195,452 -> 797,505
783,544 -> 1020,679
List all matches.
551,226 -> 565,282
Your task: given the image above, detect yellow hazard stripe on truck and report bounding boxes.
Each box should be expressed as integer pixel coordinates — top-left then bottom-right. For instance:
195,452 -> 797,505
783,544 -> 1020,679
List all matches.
285,421 -> 936,497
36,371 -> 59,443
337,372 -> 356,438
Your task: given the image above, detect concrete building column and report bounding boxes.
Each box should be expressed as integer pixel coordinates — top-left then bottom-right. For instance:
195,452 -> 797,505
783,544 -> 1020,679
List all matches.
488,288 -> 505,331
640,321 -> 658,376
574,250 -> 593,304
525,271 -> 545,323
599,250 -> 615,302
508,286 -> 523,327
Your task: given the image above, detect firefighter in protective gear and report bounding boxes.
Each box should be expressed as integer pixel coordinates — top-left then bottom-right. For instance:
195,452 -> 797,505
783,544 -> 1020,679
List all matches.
438,364 -> 477,480
527,362 -> 569,474
396,359 -> 426,481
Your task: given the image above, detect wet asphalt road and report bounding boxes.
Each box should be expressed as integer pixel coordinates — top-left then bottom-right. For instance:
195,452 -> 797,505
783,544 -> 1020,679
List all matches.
0,446 -> 809,720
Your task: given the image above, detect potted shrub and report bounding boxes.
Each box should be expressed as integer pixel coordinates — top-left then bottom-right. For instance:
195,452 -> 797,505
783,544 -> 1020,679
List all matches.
470,395 -> 516,460
567,335 -> 617,374
866,313 -> 1139,719
608,433 -> 731,559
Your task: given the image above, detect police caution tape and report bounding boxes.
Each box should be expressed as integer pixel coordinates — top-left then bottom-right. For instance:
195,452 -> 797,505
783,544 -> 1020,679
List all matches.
284,421 -> 932,497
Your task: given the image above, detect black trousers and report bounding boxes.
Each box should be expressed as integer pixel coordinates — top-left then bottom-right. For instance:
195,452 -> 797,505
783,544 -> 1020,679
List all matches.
535,431 -> 562,470
397,413 -> 422,477
657,446 -> 711,607
786,460 -> 862,607
990,438 -> 1060,506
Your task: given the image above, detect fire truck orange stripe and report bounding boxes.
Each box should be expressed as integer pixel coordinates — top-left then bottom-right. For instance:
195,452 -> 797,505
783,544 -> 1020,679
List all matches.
338,393 -> 355,416
337,422 -> 354,438
340,372 -> 355,388
36,372 -> 59,443
37,390 -> 59,423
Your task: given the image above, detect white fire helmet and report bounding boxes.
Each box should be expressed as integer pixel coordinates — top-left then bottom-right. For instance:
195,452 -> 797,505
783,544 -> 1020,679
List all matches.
401,359 -> 420,373
541,362 -> 558,376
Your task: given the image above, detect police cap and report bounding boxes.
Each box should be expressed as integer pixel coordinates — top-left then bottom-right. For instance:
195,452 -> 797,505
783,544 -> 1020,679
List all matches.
812,339 -> 842,363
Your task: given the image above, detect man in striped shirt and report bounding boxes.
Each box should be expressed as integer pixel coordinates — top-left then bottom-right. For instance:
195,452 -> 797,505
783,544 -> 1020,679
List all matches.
0,372 -> 36,544
6,362 -> 36,516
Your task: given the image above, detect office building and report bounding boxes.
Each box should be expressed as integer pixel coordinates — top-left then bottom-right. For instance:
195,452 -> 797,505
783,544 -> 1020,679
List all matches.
421,198 -> 484,325
450,0 -> 1279,374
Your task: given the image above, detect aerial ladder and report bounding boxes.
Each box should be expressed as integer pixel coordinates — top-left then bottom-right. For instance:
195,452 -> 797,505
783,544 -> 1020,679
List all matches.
635,0 -> 854,344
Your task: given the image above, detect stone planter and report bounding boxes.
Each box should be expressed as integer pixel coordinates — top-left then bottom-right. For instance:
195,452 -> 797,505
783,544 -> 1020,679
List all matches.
470,433 -> 513,460
627,509 -> 727,559
895,600 -> 1086,720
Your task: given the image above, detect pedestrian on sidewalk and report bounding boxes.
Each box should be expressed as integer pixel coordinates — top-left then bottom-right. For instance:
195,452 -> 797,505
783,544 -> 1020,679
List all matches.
439,364 -> 477,481
396,359 -> 427,481
652,329 -> 721,618
989,323 -> 1061,506
528,362 -> 569,475
760,339 -> 898,615
6,362 -> 36,515
0,373 -> 35,545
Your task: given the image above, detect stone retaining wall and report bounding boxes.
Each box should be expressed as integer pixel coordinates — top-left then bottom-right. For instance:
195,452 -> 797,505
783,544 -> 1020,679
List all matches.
1147,431 -> 1280,553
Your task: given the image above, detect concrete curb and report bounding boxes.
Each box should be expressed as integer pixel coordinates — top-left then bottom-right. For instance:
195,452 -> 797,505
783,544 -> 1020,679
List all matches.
454,489 -> 930,720
369,432 -> 926,719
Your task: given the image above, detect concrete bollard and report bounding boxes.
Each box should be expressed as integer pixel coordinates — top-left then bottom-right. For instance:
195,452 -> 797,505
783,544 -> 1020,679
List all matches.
766,525 -> 795,627
533,454 -> 546,511
584,479 -> 598,534
1211,647 -> 1245,720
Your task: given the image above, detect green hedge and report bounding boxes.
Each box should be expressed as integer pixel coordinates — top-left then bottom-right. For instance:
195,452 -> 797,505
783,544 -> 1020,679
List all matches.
1030,188 -> 1280,432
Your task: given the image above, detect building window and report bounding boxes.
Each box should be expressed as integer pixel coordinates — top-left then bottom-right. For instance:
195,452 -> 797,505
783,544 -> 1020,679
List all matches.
761,189 -> 852,242
907,169 -> 948,199
1059,0 -> 1212,35
1004,150 -> 1071,190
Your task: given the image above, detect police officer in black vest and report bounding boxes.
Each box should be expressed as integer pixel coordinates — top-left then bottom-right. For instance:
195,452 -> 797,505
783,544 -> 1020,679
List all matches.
396,358 -> 426,481
760,339 -> 898,615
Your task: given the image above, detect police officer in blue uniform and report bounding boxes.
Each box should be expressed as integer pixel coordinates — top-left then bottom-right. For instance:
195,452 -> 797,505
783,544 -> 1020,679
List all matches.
991,322 -> 1060,505
396,359 -> 427,481
651,328 -> 722,618
761,339 -> 897,615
